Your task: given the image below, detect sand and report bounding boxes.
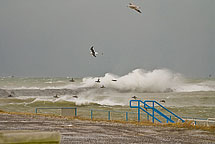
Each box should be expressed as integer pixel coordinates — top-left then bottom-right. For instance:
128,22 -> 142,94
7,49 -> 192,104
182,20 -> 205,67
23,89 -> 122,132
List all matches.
0,112 -> 214,144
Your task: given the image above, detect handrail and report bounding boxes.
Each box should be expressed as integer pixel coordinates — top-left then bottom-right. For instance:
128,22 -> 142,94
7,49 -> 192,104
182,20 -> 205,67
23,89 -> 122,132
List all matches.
182,117 -> 215,126
143,102 -> 174,123
90,109 -> 136,114
34,106 -> 213,126
208,118 -> 215,121
130,100 -> 185,123
130,100 -> 161,123
90,109 -> 137,121
207,118 -> 215,126
144,100 -> 185,123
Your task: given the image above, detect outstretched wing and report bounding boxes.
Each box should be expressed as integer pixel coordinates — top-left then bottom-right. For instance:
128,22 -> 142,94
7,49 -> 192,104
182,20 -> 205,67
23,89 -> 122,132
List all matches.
135,8 -> 142,13
90,46 -> 96,57
90,46 -> 95,53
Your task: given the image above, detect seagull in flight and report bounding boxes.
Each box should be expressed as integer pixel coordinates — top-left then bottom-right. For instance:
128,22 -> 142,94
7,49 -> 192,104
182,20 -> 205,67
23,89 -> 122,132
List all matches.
90,46 -> 98,57
128,3 -> 142,13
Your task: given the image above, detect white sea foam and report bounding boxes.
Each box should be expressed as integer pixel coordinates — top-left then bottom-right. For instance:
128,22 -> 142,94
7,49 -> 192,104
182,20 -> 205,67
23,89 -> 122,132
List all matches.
81,69 -> 184,92
175,81 -> 215,92
1,68 -> 215,93
16,94 -> 125,106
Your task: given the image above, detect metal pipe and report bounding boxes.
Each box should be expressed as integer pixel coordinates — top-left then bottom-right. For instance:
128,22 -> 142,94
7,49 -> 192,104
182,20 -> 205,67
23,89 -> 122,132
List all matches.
126,112 -> 128,121
152,102 -> 154,123
138,101 -> 140,122
91,110 -> 93,120
75,108 -> 77,117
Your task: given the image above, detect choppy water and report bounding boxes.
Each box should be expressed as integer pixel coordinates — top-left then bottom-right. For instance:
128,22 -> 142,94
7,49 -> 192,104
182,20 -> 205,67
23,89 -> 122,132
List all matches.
0,69 -> 215,121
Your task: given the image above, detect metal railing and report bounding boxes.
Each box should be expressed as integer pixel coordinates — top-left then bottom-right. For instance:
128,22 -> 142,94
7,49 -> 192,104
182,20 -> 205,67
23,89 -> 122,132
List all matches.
35,107 -> 77,117
90,109 -> 136,121
34,106 -> 214,126
130,100 -> 185,123
207,118 -> 215,126
182,117 -> 215,126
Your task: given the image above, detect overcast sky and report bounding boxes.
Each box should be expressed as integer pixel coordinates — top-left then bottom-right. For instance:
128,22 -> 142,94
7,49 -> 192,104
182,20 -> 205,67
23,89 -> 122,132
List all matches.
0,0 -> 214,78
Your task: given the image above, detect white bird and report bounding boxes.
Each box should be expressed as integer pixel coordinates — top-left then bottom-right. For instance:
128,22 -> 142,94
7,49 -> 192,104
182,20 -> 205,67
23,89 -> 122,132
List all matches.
90,46 -> 98,57
128,3 -> 142,13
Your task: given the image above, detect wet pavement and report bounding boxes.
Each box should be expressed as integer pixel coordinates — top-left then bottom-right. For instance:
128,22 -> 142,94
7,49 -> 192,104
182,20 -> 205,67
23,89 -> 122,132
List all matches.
0,113 -> 214,144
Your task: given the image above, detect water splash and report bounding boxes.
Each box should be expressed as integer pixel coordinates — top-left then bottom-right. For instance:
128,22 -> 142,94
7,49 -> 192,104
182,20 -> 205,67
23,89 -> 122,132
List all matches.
82,69 -> 184,92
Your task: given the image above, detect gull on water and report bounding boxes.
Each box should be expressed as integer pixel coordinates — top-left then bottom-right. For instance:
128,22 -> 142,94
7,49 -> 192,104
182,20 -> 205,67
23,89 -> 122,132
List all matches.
73,95 -> 78,98
95,78 -> 100,83
132,96 -> 137,100
128,3 -> 142,13
160,100 -> 166,103
90,46 -> 98,57
69,78 -> 75,82
53,94 -> 60,98
100,85 -> 105,88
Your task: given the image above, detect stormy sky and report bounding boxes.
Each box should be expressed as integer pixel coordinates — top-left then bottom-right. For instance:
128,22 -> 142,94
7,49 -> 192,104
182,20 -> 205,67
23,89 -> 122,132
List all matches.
0,0 -> 214,78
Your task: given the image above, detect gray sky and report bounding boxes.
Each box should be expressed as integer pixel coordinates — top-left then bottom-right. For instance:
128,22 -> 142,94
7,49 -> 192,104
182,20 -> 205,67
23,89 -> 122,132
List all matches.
0,0 -> 214,78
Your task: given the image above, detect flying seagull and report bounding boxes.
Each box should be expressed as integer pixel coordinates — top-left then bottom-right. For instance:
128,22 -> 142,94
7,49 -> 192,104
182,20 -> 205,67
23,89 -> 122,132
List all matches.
128,3 -> 142,13
90,46 -> 98,57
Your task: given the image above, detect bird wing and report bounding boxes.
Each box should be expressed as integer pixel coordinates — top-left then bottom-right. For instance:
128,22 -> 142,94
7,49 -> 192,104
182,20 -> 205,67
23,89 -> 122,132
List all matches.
90,46 -> 97,57
134,8 -> 142,13
90,46 -> 95,53
129,5 -> 135,10
92,53 -> 96,57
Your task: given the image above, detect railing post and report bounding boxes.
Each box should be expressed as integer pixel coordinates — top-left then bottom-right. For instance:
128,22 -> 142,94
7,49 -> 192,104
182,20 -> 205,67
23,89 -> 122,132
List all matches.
74,108 -> 77,117
126,112 -> 128,121
152,101 -> 155,123
108,111 -> 111,120
91,110 -> 93,120
138,100 -> 140,122
131,100 -> 184,124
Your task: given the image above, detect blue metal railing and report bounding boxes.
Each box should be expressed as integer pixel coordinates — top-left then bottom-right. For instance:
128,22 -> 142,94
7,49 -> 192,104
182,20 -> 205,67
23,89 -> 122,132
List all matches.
35,107 -> 77,117
34,106 -> 214,126
130,100 -> 185,123
144,100 -> 184,123
90,109 -> 136,121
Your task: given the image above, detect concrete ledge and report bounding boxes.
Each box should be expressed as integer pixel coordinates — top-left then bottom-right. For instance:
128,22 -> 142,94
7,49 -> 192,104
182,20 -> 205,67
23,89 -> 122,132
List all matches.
0,130 -> 61,144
